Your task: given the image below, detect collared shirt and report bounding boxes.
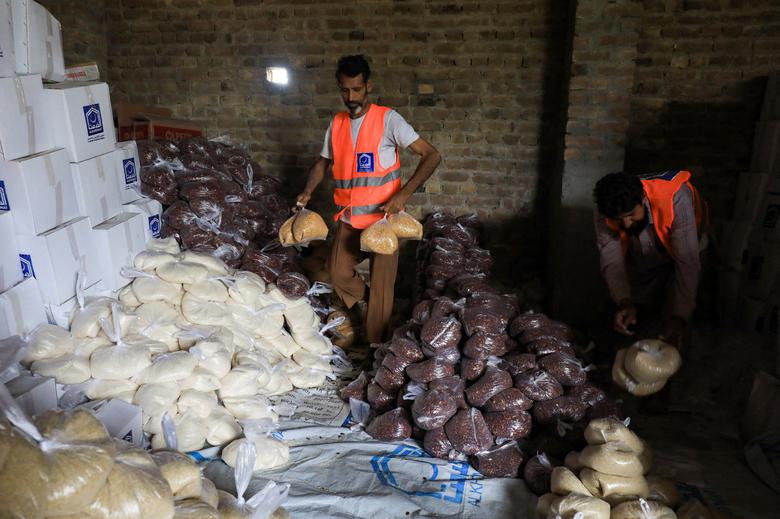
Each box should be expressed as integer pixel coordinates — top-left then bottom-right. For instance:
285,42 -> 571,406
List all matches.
594,184 -> 701,319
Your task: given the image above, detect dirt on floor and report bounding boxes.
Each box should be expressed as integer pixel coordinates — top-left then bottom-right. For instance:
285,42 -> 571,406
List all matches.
601,325 -> 779,518
356,295 -> 780,517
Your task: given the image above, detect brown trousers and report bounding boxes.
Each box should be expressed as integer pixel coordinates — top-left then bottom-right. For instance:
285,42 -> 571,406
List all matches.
327,221 -> 399,344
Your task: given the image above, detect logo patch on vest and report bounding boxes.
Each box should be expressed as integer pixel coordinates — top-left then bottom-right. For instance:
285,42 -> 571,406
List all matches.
356,152 -> 375,173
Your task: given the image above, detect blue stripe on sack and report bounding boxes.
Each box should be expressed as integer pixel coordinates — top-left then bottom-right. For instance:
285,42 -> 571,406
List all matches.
369,444 -> 477,504
185,446 -> 220,463
188,451 -> 207,462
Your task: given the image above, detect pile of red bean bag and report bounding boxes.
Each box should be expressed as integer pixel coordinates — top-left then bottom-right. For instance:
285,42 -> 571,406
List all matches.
136,138 -> 333,318
340,212 -> 621,480
137,138 -> 299,281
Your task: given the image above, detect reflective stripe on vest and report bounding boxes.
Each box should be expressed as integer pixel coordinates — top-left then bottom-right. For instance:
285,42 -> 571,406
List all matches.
331,104 -> 402,229
351,203 -> 383,216
605,170 -> 705,258
333,169 -> 401,189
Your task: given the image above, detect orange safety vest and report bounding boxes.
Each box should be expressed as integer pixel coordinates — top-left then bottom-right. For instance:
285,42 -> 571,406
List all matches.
605,170 -> 705,258
331,104 -> 402,229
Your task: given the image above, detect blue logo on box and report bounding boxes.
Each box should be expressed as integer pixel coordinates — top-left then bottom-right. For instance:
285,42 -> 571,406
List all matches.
0,181 -> 9,211
148,215 -> 161,238
19,254 -> 35,278
83,103 -> 104,136
356,152 -> 375,173
123,158 -> 137,185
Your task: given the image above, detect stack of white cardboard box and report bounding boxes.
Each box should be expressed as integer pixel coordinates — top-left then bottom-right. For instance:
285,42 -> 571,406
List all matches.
0,1 -> 158,437
0,0 -> 164,342
720,71 -> 780,349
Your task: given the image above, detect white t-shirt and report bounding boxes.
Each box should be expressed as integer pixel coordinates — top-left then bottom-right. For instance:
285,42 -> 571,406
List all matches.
320,108 -> 420,169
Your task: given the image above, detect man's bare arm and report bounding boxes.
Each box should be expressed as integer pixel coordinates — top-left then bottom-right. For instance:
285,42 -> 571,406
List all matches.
296,156 -> 331,206
381,137 -> 441,213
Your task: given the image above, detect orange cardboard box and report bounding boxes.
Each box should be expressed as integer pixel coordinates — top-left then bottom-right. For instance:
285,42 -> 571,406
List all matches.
114,102 -> 201,142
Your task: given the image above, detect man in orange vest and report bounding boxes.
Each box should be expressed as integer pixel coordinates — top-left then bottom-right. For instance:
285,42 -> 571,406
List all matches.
593,170 -> 706,346
296,55 -> 442,344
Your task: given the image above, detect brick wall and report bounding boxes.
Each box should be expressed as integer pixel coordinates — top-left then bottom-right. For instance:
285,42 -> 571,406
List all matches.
550,0 -> 780,322
38,0 -> 108,77
38,0 -> 780,309
625,0 -> 780,224
551,0 -> 641,324
100,0 -> 570,276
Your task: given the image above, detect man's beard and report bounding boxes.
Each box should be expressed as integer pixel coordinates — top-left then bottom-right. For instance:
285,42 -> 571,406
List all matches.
346,102 -> 362,115
626,215 -> 649,236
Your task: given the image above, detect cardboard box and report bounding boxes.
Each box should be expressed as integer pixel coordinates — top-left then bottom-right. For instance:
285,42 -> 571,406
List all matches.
720,220 -> 752,271
751,180 -> 780,244
6,374 -> 57,417
761,72 -> 780,121
0,350 -> 27,385
79,399 -> 143,446
767,295 -> 780,337
743,241 -> 780,299
54,381 -> 66,400
115,141 -> 141,204
717,269 -> 742,328
750,121 -> 780,176
115,101 -> 171,127
11,0 -> 64,81
115,101 -> 201,142
46,278 -> 106,328
0,277 -> 47,339
733,172 -> 770,221
0,0 -> 14,77
119,117 -> 203,142
124,197 -> 162,241
0,210 -> 23,291
740,294 -> 770,335
15,216 -> 101,305
64,61 -> 99,82
70,150 -> 123,226
743,371 -> 780,439
92,212 -> 146,292
43,81 -> 116,162
0,148 -> 81,235
0,74 -> 53,161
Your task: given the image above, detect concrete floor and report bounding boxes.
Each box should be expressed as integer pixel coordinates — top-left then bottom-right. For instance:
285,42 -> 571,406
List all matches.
377,295 -> 780,516
611,326 -> 779,518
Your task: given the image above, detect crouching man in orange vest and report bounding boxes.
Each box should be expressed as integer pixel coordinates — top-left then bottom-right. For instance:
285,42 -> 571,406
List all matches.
296,55 -> 442,344
593,170 -> 707,346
